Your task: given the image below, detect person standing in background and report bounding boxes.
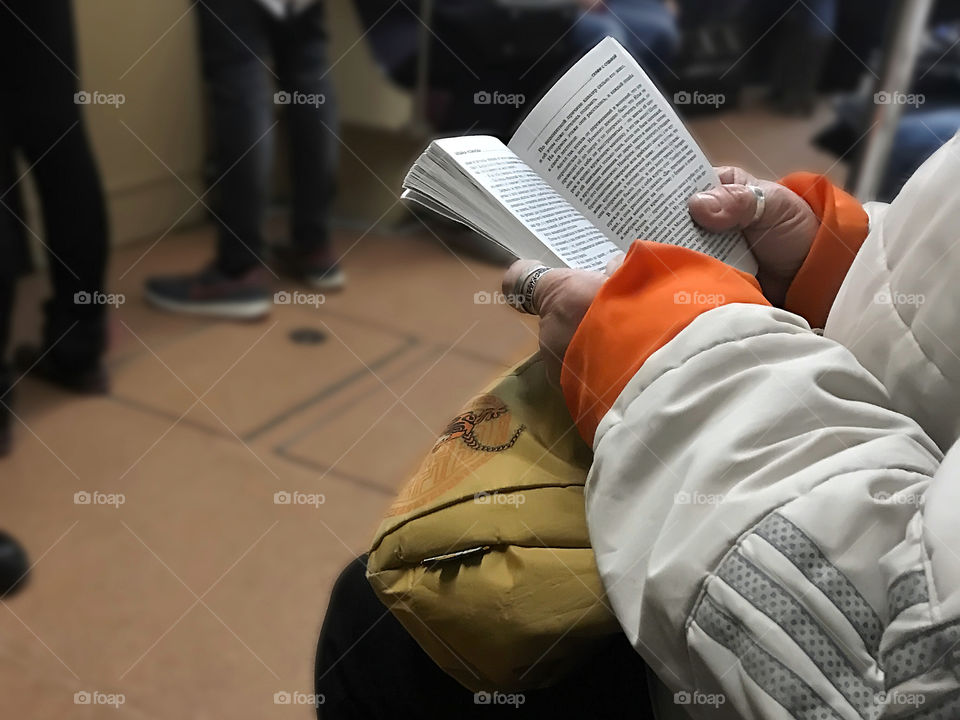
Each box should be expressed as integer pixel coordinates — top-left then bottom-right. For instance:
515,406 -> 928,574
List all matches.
759,0 -> 838,115
0,0 -> 111,458
571,0 -> 680,83
0,0 -> 110,601
145,0 -> 341,320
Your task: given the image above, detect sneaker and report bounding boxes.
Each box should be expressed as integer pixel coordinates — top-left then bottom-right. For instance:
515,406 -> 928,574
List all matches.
270,246 -> 345,291
145,265 -> 271,320
13,346 -> 109,395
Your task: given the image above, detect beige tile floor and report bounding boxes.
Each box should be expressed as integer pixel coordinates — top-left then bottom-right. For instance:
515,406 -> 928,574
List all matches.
1,224 -> 538,720
0,105 -> 842,718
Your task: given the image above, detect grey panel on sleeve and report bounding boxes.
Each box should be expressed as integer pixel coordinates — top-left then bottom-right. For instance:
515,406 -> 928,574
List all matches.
755,513 -> 883,658
695,594 -> 846,720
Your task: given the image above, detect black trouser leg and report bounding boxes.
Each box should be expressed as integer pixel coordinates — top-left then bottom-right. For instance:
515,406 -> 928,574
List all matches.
315,555 -> 655,719
0,0 -> 108,370
0,143 -> 23,380
272,3 -> 337,254
197,0 -> 276,276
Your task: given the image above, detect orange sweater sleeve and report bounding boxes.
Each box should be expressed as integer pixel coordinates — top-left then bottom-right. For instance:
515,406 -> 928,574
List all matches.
780,173 -> 870,328
560,241 -> 770,446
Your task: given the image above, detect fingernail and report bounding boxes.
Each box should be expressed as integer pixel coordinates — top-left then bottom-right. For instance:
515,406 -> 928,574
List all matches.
694,192 -> 722,213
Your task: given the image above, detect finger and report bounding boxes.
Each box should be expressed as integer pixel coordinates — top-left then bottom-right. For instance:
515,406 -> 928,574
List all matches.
527,267 -> 569,316
501,259 -> 543,301
714,166 -> 757,186
605,252 -> 625,277
502,260 -> 570,316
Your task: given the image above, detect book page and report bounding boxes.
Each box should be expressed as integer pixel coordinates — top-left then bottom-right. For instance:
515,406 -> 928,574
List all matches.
509,37 -> 757,274
423,136 -> 621,271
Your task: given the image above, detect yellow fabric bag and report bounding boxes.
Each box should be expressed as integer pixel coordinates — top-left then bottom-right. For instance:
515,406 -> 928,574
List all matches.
366,354 -> 620,691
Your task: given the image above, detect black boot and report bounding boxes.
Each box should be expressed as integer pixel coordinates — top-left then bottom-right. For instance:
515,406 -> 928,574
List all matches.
0,531 -> 28,597
0,375 -> 11,457
13,345 -> 108,395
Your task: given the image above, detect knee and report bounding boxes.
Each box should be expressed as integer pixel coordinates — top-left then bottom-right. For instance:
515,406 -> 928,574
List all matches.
571,14 -> 620,53
328,556 -> 370,612
279,59 -> 333,98
624,12 -> 680,62
204,54 -> 273,108
315,556 -> 370,663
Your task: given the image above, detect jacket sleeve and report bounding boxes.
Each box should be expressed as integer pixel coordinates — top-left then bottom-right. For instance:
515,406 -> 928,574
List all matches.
778,172 -> 872,329
562,242 -> 946,719
823,135 -> 960,452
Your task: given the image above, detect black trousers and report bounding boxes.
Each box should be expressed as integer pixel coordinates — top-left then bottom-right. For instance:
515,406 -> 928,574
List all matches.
0,0 -> 108,378
197,0 -> 337,276
315,555 -> 655,719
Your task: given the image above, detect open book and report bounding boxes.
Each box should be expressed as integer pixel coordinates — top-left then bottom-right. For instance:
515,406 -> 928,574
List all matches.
402,37 -> 757,275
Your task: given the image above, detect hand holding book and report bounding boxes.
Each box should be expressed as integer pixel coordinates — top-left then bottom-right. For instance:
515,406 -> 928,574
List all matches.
502,165 -> 821,385
688,166 -> 819,305
402,35 -> 822,378
403,37 -> 760,275
502,261 -> 608,387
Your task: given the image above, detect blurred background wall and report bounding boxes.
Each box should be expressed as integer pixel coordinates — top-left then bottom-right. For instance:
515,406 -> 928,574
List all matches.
73,0 -> 206,246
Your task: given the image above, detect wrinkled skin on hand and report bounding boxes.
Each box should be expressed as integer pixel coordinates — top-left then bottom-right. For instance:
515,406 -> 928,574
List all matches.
502,166 -> 820,384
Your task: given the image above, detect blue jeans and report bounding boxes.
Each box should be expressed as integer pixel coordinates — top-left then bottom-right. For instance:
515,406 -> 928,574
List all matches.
198,0 -> 337,275
571,0 -> 679,80
757,0 -> 837,37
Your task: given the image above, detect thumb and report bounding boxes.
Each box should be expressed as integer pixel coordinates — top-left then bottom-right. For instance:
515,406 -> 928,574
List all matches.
688,182 -> 770,233
689,180 -> 810,242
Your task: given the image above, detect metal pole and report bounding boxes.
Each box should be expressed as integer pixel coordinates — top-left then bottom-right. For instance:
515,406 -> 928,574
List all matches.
851,0 -> 934,202
411,0 -> 435,135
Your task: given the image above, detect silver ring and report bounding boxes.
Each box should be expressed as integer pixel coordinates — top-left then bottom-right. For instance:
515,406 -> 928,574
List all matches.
511,265 -> 551,315
747,184 -> 765,225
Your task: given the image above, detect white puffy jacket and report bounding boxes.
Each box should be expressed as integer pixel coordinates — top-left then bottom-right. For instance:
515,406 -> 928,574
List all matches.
563,135 -> 960,719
